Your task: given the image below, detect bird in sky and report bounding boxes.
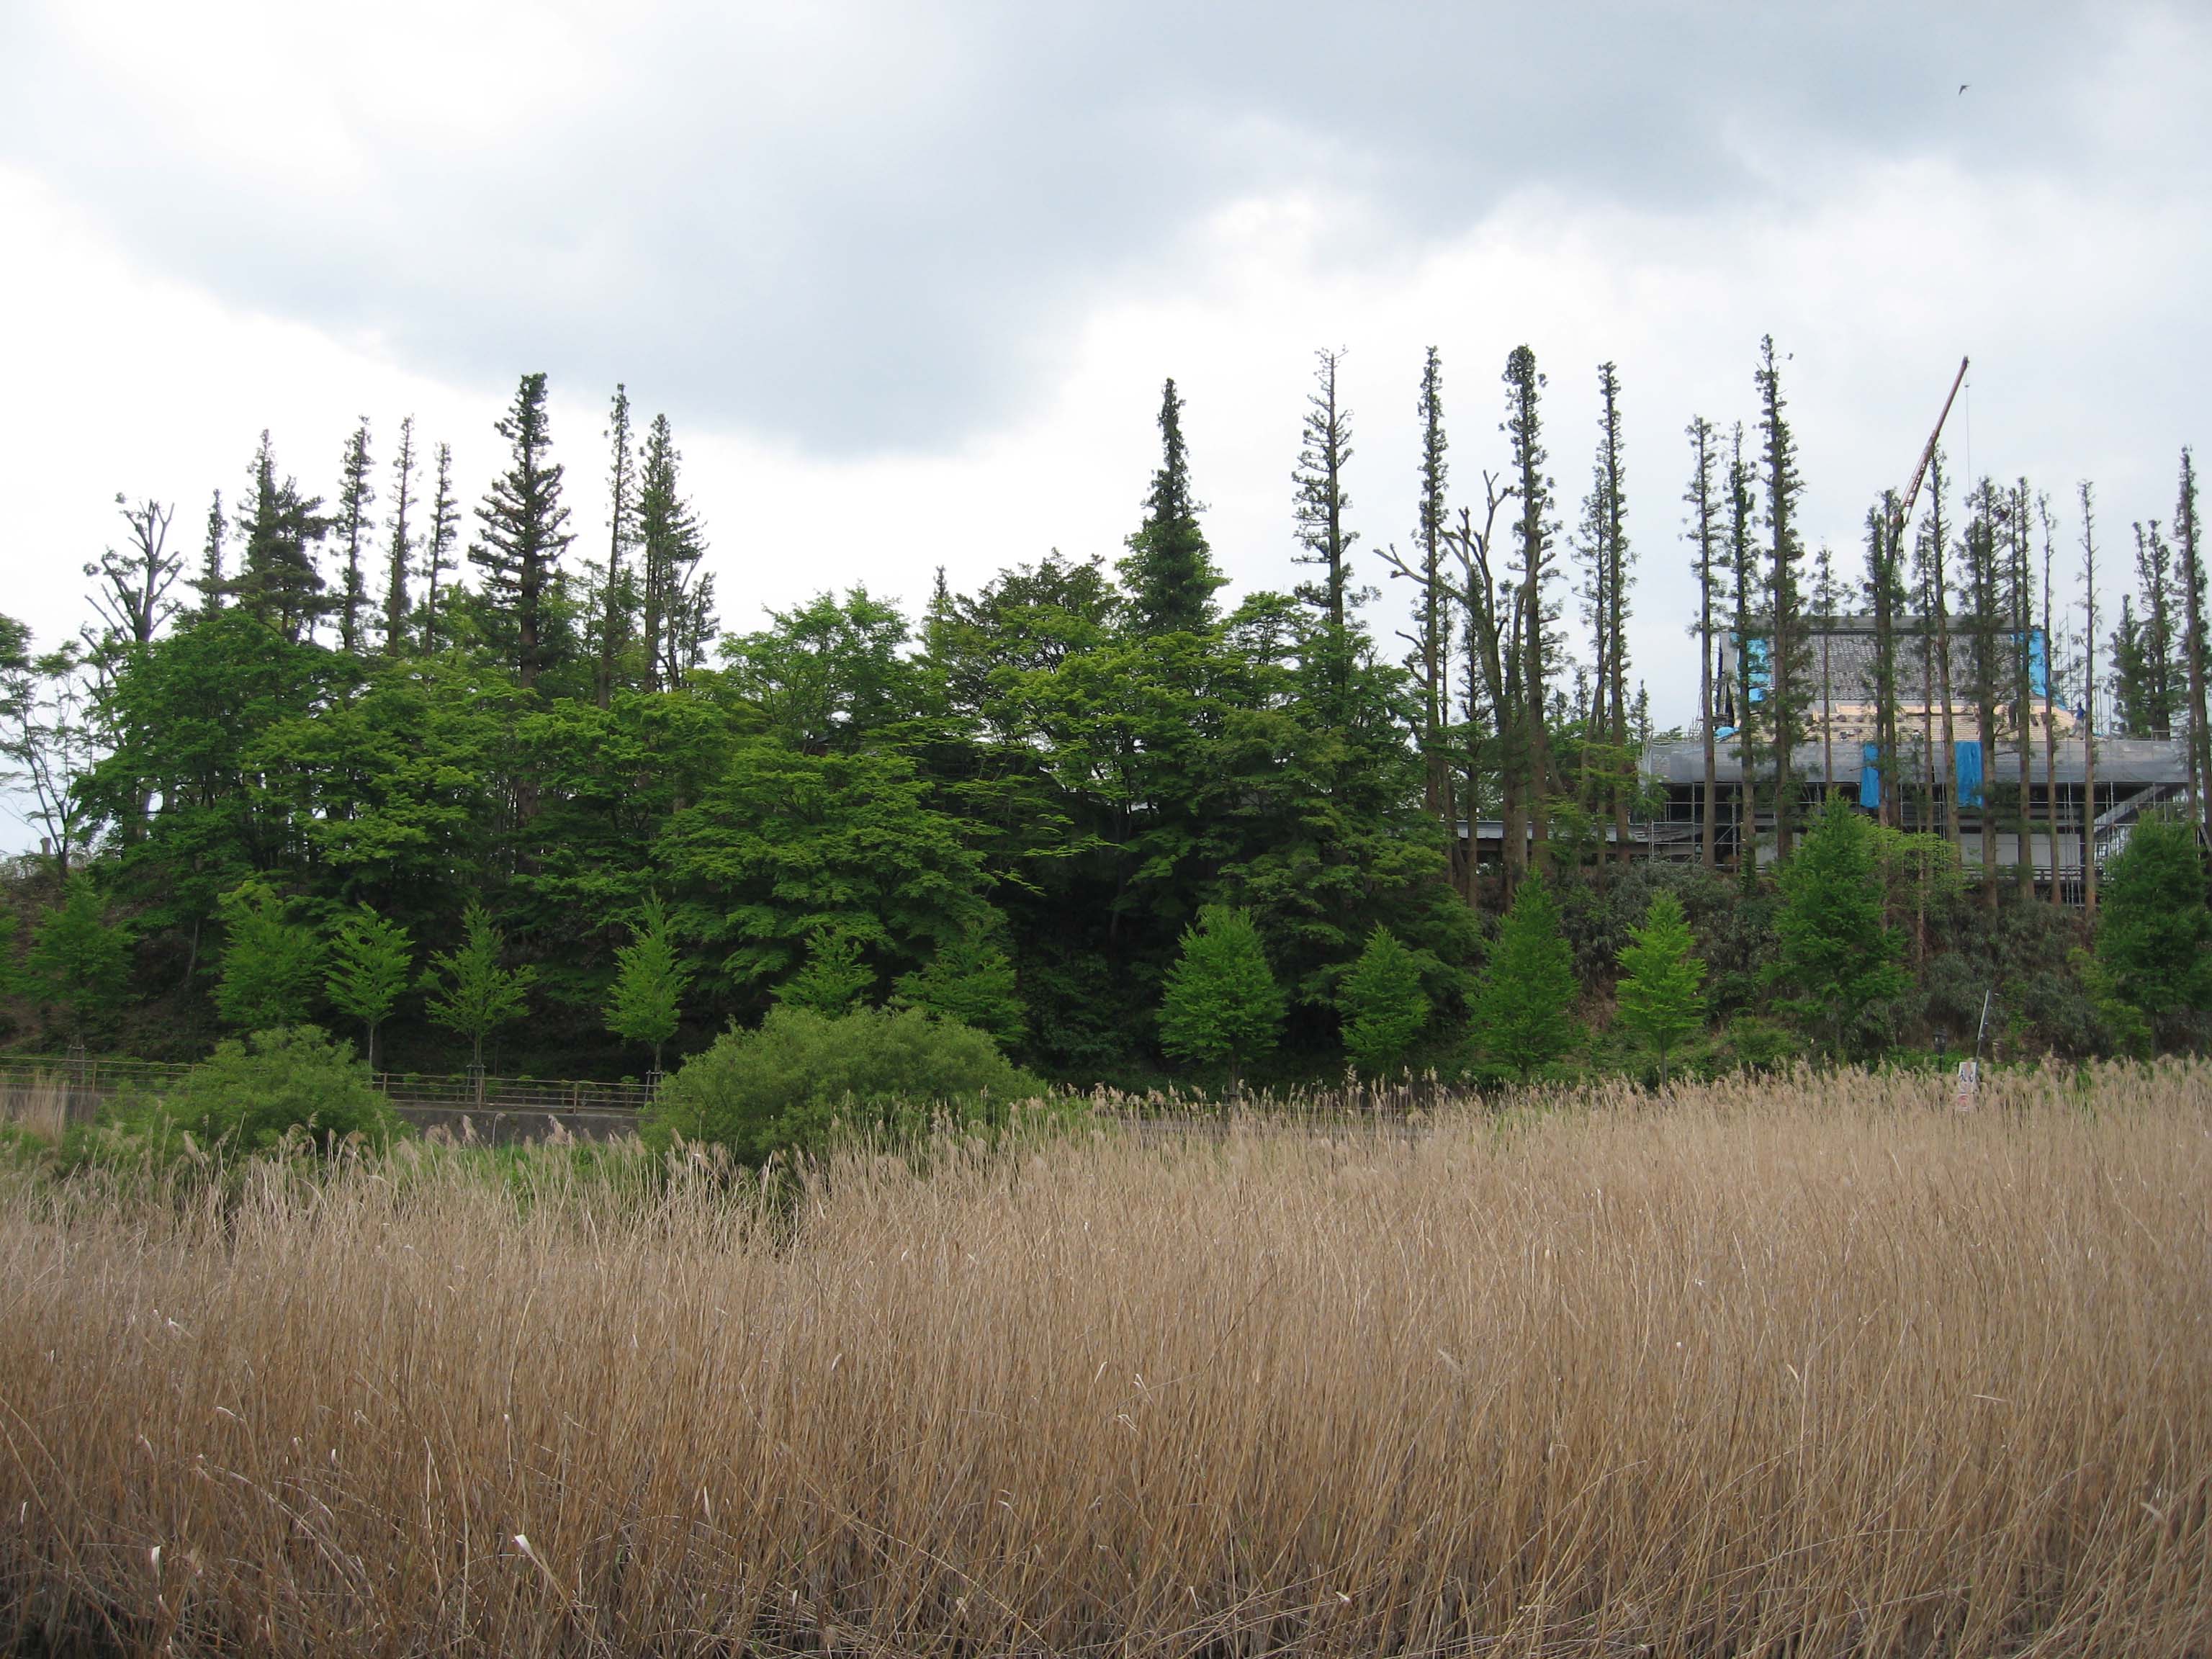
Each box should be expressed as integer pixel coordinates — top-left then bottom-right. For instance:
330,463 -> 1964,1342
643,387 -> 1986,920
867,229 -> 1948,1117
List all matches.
1958,83 -> 1970,94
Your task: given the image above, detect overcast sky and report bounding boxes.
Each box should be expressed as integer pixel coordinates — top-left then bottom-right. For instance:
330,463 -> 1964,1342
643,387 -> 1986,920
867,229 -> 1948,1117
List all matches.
3,0 -> 2206,765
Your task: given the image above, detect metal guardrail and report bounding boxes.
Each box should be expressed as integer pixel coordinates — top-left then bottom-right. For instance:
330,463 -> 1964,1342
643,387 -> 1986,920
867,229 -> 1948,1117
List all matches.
0,1054 -> 653,1121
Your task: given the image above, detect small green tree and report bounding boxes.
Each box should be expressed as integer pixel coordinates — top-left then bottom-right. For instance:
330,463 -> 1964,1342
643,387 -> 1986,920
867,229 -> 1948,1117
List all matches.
422,903 -> 535,1071
1158,905 -> 1285,1089
215,881 -> 324,1030
26,877 -> 131,1048
1474,876 -> 1581,1079
605,892 -> 691,1072
1774,793 -> 1907,1054
1614,891 -> 1707,1084
2095,814 -> 2212,1045
774,929 -> 874,1016
1335,925 -> 1431,1078
325,904 -> 413,1071
165,1025 -> 403,1154
891,922 -> 1025,1049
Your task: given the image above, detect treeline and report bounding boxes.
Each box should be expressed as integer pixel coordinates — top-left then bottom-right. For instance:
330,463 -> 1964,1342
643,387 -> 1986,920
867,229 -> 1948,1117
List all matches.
1,345 -> 2208,1083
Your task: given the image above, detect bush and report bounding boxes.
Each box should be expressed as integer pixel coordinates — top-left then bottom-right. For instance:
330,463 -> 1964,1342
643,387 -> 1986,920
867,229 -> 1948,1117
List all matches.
644,1006 -> 1049,1165
163,1026 -> 403,1155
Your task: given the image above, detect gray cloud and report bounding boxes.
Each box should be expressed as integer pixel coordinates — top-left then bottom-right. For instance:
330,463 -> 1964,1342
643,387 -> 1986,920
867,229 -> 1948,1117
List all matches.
0,1 -> 2167,454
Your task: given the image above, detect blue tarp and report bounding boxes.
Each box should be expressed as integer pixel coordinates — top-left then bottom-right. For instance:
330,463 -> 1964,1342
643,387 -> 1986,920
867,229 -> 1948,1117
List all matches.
1745,636 -> 1770,703
1860,742 -> 1883,809
2028,627 -> 2049,699
1955,739 -> 1984,809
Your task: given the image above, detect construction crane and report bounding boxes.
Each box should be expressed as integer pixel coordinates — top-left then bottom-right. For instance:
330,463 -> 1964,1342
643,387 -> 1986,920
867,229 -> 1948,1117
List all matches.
1893,356 -> 1969,539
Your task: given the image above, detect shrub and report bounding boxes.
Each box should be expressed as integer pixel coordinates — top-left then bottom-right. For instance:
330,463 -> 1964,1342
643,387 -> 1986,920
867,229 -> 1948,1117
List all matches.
644,1006 -> 1048,1165
163,1026 -> 403,1155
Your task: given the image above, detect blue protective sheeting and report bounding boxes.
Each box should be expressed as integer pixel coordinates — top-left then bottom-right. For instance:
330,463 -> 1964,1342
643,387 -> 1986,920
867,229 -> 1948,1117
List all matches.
1860,742 -> 1882,809
2028,628 -> 2049,699
1955,739 -> 1984,809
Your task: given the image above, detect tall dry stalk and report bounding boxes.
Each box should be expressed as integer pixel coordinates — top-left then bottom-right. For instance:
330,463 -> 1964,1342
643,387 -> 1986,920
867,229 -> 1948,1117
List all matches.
2,1065 -> 2209,1656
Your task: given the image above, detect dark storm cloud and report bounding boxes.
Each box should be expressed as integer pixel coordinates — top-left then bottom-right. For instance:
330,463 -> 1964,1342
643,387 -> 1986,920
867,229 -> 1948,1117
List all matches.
0,1 -> 2144,454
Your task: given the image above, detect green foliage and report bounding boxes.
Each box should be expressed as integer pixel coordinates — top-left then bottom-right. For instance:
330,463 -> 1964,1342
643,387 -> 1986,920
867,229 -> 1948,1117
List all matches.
775,930 -> 874,1017
215,880 -> 325,1031
892,923 -> 1025,1048
163,1025 -> 402,1154
423,903 -> 535,1069
1335,925 -> 1431,1077
1158,905 -> 1285,1083
1614,892 -> 1707,1082
26,877 -> 131,1043
1722,1015 -> 1800,1074
645,1005 -> 1045,1165
2096,814 -> 2212,1043
1475,876 -> 1581,1079
1775,795 -> 1907,1054
325,904 -> 413,1070
604,892 -> 691,1069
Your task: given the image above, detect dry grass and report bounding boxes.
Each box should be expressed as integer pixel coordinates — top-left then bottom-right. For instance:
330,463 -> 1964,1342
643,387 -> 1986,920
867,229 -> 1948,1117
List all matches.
3,1065 -> 2210,1657
0,1071 -> 71,1143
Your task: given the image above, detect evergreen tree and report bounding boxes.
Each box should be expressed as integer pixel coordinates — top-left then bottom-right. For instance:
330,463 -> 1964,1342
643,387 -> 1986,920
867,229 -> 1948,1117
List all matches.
1292,349 -> 1358,709
2174,449 -> 2209,840
2095,814 -> 2212,1041
382,415 -> 418,654
1755,336 -> 1809,860
1473,874 -> 1579,1079
1335,924 -> 1431,1078
1727,423 -> 1759,886
775,929 -> 873,1017
333,418 -> 375,654
1503,344 -> 1560,880
1614,891 -> 1706,1083
1120,377 -> 1223,635
1774,793 -> 1907,1053
25,877 -> 131,1048
423,903 -> 535,1070
193,489 -> 227,613
325,904 -> 413,1071
1686,415 -> 1722,866
1575,361 -> 1633,865
636,413 -> 709,691
596,384 -> 637,706
604,891 -> 690,1071
215,880 -> 325,1030
892,922 -> 1025,1049
420,441 -> 459,653
469,372 -> 575,691
1861,492 -> 1907,826
1961,477 -> 2006,907
1158,905 -> 1285,1088
233,431 -> 329,642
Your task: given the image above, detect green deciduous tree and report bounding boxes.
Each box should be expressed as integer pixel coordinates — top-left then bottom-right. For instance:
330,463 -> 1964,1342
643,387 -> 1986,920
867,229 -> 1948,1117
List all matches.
26,878 -> 132,1048
1614,891 -> 1707,1083
325,904 -> 413,1071
423,902 -> 535,1071
1473,875 -> 1580,1079
773,929 -> 875,1017
215,880 -> 325,1031
892,922 -> 1026,1050
1335,924 -> 1431,1078
605,892 -> 691,1071
2095,814 -> 2212,1043
1159,904 -> 1285,1088
1774,794 -> 1907,1053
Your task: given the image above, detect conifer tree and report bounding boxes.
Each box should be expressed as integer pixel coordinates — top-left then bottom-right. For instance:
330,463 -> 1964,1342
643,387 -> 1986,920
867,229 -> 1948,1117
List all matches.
1159,906 -> 1285,1089
2079,482 -> 2102,914
1755,336 -> 1809,860
193,490 -> 227,614
2128,519 -> 2178,738
469,372 -> 574,691
2175,449 -> 2209,839
1292,349 -> 1359,709
214,881 -> 325,1030
1915,449 -> 1961,850
892,923 -> 1025,1049
1727,423 -> 1759,886
604,893 -> 690,1072
325,904 -> 413,1070
423,903 -> 535,1071
1614,890 -> 1707,1083
333,419 -> 375,654
636,413 -> 709,691
1961,477 -> 2006,907
1685,416 -> 1722,866
25,878 -> 131,1050
233,431 -> 328,642
596,385 -> 637,706
1335,924 -> 1430,1078
382,415 -> 417,655
1503,345 -> 1560,877
1775,793 -> 1907,1054
775,930 -> 873,1017
420,441 -> 459,654
1473,873 -> 1579,1079
1120,378 -> 1223,636
1575,361 -> 1633,865
1861,493 -> 1907,827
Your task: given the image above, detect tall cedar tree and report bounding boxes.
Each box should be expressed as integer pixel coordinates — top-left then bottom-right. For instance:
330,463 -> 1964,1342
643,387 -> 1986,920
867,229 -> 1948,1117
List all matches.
636,413 -> 709,691
420,441 -> 459,653
382,415 -> 418,654
1573,362 -> 1632,866
1292,349 -> 1358,709
1503,345 -> 1558,878
2175,450 -> 2210,838
1411,351 -> 1453,860
469,372 -> 575,691
598,385 -> 637,707
1961,477 -> 2005,908
1754,337 -> 1808,860
2078,482 -> 2101,913
1915,449 -> 1962,850
2036,493 -> 2063,896
1726,423 -> 1758,885
1120,378 -> 1223,635
333,419 -> 374,654
2007,480 -> 2037,899
193,490 -> 226,613
1474,873 -> 1579,1079
1685,416 -> 1722,866
1861,493 -> 1907,827
233,431 -> 328,642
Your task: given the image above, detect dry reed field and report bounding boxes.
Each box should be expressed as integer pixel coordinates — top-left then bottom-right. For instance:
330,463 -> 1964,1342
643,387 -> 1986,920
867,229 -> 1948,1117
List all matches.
3,1065 -> 2211,1657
